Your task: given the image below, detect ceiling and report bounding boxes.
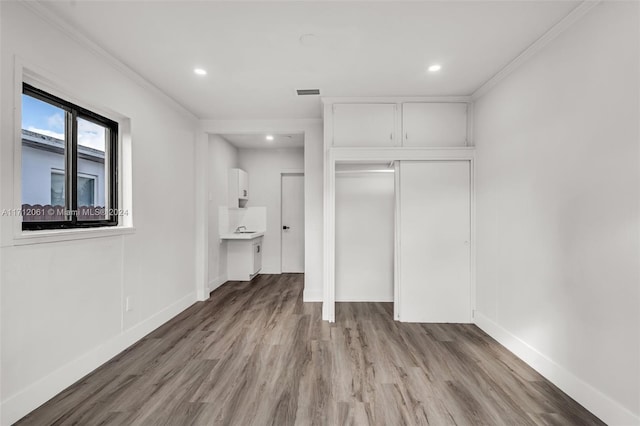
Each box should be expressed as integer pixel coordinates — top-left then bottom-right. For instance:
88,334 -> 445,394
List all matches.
221,133 -> 304,149
43,1 -> 580,120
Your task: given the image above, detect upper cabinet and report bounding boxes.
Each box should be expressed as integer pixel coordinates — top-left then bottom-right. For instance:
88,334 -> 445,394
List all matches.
238,170 -> 249,199
332,103 -> 397,147
229,168 -> 249,208
402,103 -> 468,147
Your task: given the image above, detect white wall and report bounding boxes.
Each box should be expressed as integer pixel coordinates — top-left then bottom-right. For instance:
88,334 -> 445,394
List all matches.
207,134 -> 238,290
335,171 -> 394,302
238,148 -> 304,274
224,207 -> 267,236
0,3 -> 199,424
473,2 -> 639,424
303,123 -> 324,301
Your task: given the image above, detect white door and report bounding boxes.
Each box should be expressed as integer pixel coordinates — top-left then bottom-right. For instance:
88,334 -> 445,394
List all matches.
332,104 -> 397,147
281,174 -> 305,273
402,103 -> 468,147
398,161 -> 471,323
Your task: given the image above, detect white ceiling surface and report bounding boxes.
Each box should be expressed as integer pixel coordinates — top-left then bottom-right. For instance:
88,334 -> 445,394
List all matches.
44,1 -> 580,119
221,133 -> 304,149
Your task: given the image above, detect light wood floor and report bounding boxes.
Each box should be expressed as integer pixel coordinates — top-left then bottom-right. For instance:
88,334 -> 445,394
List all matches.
17,274 -> 604,426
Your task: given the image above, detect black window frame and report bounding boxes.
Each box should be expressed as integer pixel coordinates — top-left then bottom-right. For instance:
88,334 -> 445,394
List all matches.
22,83 -> 119,230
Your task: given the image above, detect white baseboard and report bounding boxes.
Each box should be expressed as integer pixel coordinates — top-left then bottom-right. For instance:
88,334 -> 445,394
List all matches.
474,312 -> 640,426
208,274 -> 228,293
1,292 -> 197,426
303,288 -> 323,302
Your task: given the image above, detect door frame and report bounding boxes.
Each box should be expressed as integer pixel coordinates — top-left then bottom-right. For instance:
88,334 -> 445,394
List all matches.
324,147 -> 476,322
281,170 -> 304,274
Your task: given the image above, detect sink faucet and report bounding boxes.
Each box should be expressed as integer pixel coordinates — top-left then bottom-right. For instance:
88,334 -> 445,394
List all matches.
235,226 -> 247,233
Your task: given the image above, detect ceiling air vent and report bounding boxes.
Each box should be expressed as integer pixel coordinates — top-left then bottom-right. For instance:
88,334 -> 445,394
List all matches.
296,89 -> 320,96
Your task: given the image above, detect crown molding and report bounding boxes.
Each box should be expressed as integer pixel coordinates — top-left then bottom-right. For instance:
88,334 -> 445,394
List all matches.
19,0 -> 199,122
471,0 -> 601,101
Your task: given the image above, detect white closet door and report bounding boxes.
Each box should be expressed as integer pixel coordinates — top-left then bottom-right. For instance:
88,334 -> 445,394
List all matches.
398,161 -> 471,323
333,104 -> 396,147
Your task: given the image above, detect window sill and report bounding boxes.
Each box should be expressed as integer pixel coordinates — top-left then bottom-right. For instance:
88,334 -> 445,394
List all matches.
13,226 -> 135,246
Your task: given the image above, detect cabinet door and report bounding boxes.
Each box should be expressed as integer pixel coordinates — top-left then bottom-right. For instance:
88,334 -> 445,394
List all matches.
333,103 -> 396,147
228,169 -> 240,208
253,241 -> 262,274
398,161 -> 471,323
402,103 -> 467,147
238,169 -> 249,200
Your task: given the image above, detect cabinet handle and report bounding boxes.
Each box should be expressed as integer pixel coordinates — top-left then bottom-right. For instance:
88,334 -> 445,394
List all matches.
257,245 -> 260,253
405,132 -> 408,139
390,133 -> 393,140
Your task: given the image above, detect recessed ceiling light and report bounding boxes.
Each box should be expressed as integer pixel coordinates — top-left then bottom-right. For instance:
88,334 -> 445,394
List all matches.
266,135 -> 274,141
194,68 -> 207,76
428,64 -> 442,72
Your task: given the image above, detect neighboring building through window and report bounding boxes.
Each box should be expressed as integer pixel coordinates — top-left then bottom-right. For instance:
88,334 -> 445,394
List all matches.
50,170 -> 97,207
50,170 -> 65,206
78,175 -> 97,207
21,83 -> 118,229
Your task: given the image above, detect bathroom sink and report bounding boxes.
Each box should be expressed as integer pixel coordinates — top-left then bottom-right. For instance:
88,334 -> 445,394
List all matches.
234,231 -> 256,234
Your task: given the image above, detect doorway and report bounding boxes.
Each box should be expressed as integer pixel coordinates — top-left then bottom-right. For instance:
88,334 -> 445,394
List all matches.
281,173 -> 304,273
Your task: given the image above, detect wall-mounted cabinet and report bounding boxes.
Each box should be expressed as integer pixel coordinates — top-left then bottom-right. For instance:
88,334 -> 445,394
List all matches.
402,103 -> 468,147
229,168 -> 249,208
327,99 -> 471,148
332,103 -> 397,147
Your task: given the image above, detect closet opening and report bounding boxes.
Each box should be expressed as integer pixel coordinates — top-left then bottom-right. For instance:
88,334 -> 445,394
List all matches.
334,162 -> 397,321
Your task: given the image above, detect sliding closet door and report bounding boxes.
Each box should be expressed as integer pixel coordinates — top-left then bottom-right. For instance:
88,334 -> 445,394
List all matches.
398,161 -> 471,323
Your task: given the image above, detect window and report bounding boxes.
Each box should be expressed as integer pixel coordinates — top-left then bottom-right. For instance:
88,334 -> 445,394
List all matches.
21,83 -> 118,230
50,170 -> 65,206
50,170 -> 96,207
78,175 -> 96,207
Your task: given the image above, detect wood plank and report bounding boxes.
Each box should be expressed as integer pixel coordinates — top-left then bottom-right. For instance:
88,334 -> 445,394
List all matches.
15,274 -> 605,426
